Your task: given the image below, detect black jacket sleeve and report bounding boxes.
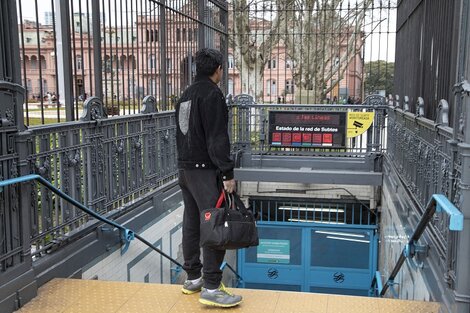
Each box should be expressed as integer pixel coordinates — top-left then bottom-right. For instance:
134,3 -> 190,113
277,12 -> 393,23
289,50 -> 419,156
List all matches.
200,90 -> 234,180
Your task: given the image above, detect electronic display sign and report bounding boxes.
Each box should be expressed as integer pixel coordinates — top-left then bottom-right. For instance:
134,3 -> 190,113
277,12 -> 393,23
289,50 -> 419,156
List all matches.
269,111 -> 347,148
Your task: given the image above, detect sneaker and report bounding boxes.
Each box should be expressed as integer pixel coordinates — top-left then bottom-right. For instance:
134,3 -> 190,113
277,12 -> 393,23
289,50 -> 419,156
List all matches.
181,278 -> 204,294
199,283 -> 243,307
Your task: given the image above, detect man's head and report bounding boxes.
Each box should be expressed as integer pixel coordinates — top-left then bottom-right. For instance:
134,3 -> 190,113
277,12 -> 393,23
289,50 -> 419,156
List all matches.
195,48 -> 223,83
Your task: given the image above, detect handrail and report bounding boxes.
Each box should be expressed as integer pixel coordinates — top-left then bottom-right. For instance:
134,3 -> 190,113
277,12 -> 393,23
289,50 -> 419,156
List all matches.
370,194 -> 464,297
0,174 -> 183,268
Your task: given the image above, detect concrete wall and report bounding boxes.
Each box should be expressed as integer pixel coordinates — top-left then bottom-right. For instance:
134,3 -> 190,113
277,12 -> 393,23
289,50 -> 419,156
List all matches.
80,193 -> 239,287
378,160 -> 459,312
379,180 -> 432,302
241,182 -> 377,206
82,204 -> 184,284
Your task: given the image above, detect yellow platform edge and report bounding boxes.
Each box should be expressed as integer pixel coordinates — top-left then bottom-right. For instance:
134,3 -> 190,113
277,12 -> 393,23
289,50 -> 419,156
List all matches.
15,278 -> 441,313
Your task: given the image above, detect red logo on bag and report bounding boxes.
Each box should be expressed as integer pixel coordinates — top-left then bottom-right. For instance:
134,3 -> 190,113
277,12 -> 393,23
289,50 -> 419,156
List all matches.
204,212 -> 211,221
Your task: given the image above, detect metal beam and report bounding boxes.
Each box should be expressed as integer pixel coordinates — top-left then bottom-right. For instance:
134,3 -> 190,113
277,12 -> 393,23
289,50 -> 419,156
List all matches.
243,155 -> 376,171
92,0 -> 102,99
235,168 -> 382,186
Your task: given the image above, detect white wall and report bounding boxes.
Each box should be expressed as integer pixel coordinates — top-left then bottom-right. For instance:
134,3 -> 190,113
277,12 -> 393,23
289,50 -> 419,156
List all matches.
82,204 -> 184,284
379,182 -> 432,301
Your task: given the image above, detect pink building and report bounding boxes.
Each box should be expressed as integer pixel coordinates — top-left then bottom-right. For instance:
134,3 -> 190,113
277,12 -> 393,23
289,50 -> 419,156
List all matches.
19,10 -> 363,107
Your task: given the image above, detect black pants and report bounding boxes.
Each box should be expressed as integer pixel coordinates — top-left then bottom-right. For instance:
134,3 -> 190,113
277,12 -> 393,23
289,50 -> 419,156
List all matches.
178,168 -> 226,289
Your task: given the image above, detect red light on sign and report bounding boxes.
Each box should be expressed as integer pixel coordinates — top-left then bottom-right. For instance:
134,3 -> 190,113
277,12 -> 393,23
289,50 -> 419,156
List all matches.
302,133 -> 312,143
312,133 -> 322,144
282,133 -> 292,145
323,133 -> 333,143
292,133 -> 302,143
272,132 -> 281,142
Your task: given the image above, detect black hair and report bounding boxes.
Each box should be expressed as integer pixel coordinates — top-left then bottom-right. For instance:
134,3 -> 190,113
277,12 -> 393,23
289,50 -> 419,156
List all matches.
195,48 -> 223,77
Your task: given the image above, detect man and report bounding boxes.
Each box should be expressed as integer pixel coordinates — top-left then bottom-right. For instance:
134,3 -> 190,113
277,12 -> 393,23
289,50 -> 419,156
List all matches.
175,48 -> 242,308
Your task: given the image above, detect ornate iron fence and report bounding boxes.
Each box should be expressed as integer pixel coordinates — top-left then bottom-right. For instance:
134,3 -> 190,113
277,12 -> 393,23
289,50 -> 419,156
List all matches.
386,95 -> 461,289
22,97 -> 177,258
229,94 -> 388,157
16,0 -> 228,125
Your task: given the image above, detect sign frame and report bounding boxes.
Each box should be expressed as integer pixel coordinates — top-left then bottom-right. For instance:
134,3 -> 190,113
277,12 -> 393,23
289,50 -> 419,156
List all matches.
268,110 -> 347,148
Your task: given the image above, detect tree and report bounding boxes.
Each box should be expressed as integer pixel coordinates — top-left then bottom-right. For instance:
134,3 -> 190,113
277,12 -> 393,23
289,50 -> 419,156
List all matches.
230,0 -> 283,101
229,0 -> 383,102
281,0 -> 374,102
364,60 -> 394,95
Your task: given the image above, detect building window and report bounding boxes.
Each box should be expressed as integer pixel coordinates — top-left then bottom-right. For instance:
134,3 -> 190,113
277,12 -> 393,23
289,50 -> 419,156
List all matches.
30,56 -> 38,69
166,58 -> 172,71
188,29 -> 193,41
176,28 -> 181,42
148,29 -> 158,42
40,56 -> 47,69
149,54 -> 156,69
42,79 -> 48,94
228,78 -> 234,95
334,55 -> 340,67
37,79 -> 48,94
77,55 -> 82,70
167,82 -> 172,95
148,78 -> 157,95
104,55 -> 111,73
129,56 -> 136,70
286,59 -> 297,68
228,54 -> 234,69
129,79 -> 136,97
267,59 -> 276,69
26,79 -> 32,94
285,80 -> 295,94
266,79 -> 277,96
182,28 -> 187,41
120,56 -> 126,70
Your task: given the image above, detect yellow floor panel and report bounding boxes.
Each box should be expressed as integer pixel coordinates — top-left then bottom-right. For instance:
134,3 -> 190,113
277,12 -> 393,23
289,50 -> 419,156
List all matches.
16,278 -> 441,313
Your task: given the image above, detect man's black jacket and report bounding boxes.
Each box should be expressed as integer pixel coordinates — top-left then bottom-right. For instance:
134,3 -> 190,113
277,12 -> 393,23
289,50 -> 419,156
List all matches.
175,75 -> 234,180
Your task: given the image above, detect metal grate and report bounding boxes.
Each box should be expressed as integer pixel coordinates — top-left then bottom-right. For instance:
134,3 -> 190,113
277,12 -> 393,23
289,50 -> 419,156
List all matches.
16,0 -> 228,125
251,198 -> 376,226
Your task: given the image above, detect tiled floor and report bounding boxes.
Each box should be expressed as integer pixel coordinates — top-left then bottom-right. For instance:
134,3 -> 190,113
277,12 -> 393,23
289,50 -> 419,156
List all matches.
16,278 -> 441,313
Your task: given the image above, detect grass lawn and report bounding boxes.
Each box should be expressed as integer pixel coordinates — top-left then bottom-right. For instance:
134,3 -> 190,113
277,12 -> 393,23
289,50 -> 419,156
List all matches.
27,117 -> 60,126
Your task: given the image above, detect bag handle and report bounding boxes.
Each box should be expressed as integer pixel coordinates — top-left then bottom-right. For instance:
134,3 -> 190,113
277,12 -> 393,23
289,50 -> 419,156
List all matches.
215,190 -> 234,209
215,191 -> 225,208
228,192 -> 249,215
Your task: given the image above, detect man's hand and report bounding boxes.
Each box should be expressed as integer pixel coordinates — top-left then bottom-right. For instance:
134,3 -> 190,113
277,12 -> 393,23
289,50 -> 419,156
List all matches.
223,179 -> 236,193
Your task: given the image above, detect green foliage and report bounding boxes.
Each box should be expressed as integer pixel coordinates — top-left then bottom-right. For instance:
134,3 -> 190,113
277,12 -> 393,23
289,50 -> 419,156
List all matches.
364,61 -> 395,95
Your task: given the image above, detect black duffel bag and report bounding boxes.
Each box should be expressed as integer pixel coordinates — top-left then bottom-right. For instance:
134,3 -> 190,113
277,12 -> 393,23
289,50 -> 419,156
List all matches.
200,191 -> 259,250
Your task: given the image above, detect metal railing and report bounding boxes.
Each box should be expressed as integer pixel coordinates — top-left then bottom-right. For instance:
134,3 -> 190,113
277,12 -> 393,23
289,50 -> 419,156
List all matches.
229,94 -> 388,157
22,97 -> 177,259
370,194 -> 464,297
386,96 -> 460,283
250,197 -> 376,227
0,174 -> 183,267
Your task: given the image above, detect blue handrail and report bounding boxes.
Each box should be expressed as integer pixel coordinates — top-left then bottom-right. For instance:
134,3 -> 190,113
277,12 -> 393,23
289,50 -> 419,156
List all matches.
0,174 -> 183,268
370,194 -> 464,297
